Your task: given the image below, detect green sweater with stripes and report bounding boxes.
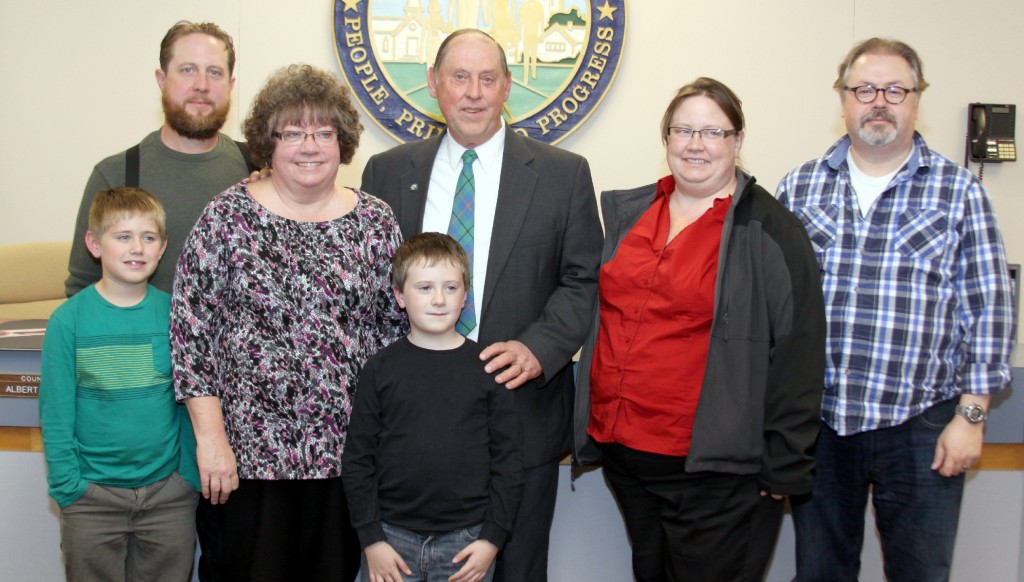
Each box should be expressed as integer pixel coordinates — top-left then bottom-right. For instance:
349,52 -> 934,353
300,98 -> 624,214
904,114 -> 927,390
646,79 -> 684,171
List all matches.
39,285 -> 198,508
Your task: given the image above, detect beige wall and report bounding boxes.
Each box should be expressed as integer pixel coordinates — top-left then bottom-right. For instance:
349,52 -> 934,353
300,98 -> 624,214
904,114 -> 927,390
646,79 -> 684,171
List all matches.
1,4 -> 1023,580
2,0 -> 1022,289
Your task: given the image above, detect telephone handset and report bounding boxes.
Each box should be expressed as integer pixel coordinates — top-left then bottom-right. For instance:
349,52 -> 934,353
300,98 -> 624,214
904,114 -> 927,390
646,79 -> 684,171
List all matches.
968,103 -> 1016,162
971,106 -> 988,159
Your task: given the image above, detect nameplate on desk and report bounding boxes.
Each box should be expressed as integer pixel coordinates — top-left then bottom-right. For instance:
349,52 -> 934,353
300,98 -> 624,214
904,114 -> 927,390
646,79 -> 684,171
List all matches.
0,374 -> 40,397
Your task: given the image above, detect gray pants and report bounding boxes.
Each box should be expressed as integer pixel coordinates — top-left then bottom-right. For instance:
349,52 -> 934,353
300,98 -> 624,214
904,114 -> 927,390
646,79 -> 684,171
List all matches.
60,471 -> 199,582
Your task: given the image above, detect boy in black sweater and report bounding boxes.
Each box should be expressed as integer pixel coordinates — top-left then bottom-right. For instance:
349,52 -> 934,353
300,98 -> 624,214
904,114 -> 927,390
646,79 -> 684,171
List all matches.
344,232 -> 523,582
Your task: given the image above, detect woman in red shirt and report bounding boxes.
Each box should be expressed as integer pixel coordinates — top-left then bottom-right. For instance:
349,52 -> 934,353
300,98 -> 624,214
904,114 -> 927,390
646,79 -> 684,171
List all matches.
573,78 -> 826,581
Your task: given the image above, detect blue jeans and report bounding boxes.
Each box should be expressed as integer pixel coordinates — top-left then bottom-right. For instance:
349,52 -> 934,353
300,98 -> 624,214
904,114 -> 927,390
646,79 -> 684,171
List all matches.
361,522 -> 494,582
792,399 -> 965,582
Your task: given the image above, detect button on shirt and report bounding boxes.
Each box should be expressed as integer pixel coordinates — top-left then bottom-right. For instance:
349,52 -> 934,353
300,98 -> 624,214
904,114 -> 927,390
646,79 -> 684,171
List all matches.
589,176 -> 730,456
777,133 -> 1014,436
423,126 -> 505,342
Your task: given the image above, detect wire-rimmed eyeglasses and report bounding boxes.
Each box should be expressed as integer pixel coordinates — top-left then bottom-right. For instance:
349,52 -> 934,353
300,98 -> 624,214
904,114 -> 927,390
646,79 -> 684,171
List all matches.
667,127 -> 739,141
272,130 -> 339,145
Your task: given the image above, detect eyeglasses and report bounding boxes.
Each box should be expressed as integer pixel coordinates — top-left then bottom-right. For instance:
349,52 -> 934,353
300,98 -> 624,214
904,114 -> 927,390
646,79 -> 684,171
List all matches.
844,85 -> 918,105
272,130 -> 339,145
667,127 -> 739,141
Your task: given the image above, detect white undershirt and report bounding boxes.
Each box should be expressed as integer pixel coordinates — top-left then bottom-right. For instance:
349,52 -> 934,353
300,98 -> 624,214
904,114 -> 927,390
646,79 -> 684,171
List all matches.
846,150 -> 910,217
422,124 -> 505,341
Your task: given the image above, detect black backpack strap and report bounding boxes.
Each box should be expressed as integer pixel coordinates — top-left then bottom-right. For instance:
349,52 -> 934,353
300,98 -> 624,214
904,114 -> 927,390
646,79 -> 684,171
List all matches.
125,143 -> 141,188
235,140 -> 258,173
125,139 -> 255,186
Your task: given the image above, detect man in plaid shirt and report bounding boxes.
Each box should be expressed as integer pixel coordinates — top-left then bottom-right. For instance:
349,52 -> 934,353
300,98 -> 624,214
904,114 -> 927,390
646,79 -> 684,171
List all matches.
777,38 -> 1014,582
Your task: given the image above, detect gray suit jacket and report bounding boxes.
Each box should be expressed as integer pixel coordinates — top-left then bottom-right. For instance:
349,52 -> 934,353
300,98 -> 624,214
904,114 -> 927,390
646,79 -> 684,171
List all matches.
361,130 -> 602,466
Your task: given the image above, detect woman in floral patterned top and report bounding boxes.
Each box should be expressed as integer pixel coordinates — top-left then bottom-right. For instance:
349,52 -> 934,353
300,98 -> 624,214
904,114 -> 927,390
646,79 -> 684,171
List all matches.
170,64 -> 406,581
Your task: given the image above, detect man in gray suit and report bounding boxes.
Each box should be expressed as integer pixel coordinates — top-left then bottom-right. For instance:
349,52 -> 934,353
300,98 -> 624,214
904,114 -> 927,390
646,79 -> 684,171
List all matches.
360,29 -> 602,582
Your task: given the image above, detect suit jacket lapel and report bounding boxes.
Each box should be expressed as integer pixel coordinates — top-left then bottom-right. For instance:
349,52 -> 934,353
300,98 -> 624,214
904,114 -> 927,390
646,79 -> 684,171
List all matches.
481,131 -> 537,318
396,136 -> 444,240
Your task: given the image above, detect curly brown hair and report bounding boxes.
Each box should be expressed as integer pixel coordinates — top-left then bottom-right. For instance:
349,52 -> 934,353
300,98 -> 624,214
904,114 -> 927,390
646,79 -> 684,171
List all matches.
242,64 -> 363,168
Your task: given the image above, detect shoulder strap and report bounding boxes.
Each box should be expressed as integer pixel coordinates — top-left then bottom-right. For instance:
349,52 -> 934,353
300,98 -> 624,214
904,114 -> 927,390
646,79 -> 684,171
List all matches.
125,139 -> 256,186
235,140 -> 258,173
125,143 -> 141,188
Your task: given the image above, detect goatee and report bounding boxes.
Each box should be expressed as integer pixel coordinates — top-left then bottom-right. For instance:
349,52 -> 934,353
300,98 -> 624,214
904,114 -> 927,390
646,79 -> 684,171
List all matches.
857,109 -> 898,147
163,93 -> 230,140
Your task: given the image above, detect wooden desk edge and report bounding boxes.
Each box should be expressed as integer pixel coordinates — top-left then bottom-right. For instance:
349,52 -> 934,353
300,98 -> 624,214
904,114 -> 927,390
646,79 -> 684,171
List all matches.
0,426 -> 43,452
974,443 -> 1024,470
3,427 -> 1023,470
563,444 -> 1024,471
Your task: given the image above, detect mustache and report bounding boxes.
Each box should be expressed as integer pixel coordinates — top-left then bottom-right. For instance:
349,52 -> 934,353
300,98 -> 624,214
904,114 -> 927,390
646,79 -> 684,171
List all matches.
860,109 -> 897,125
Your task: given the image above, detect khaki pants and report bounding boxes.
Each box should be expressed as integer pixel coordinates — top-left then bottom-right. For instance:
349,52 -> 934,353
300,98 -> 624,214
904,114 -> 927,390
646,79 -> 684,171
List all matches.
60,471 -> 199,582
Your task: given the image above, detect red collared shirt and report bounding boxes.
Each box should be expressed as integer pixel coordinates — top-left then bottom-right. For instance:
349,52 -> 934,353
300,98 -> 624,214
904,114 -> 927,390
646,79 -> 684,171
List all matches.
589,176 -> 730,456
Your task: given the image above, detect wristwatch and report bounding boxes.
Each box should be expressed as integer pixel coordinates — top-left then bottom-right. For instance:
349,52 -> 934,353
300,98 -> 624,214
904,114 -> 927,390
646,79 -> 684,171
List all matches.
954,404 -> 988,424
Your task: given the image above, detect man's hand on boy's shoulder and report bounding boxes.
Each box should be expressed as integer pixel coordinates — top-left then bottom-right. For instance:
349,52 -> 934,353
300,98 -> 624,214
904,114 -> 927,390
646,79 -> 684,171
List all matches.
480,340 -> 542,390
364,541 -> 411,582
449,539 -> 498,582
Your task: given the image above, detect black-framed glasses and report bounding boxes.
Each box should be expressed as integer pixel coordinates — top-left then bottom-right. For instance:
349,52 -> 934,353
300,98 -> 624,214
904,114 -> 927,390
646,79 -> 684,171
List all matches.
667,127 -> 739,141
272,130 -> 339,145
844,84 -> 918,105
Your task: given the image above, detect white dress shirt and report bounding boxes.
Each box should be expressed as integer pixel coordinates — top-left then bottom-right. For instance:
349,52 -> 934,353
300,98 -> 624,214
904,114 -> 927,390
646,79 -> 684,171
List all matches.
422,124 -> 506,341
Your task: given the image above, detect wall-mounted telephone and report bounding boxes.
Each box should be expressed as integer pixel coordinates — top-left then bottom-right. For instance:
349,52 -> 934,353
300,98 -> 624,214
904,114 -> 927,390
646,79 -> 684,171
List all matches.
968,103 -> 1016,163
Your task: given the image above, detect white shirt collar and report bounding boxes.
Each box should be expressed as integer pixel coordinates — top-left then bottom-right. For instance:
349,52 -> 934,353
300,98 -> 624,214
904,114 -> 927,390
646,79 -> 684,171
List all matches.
440,122 -> 506,173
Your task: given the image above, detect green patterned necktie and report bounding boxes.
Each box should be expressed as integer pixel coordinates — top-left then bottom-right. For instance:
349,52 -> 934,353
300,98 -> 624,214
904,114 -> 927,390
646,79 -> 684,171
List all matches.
448,149 -> 478,335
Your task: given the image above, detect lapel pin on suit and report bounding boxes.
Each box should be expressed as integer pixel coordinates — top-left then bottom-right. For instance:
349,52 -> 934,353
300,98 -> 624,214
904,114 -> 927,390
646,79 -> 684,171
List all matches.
410,184 -> 418,191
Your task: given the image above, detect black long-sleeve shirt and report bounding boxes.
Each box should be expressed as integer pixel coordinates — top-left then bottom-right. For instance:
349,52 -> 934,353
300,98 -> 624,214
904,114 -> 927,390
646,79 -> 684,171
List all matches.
343,338 -> 523,549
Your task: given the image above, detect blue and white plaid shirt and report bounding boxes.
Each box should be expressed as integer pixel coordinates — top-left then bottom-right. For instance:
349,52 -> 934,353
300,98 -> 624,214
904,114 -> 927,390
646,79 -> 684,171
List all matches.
778,133 -> 1014,436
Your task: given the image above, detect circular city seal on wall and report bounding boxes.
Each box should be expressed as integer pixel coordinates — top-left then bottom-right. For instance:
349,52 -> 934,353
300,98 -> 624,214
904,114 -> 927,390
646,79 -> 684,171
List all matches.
334,0 -> 626,144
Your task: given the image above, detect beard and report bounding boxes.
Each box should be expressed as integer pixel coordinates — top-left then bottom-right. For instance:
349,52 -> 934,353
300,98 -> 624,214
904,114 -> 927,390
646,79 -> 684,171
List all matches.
162,93 -> 230,140
857,109 -> 898,147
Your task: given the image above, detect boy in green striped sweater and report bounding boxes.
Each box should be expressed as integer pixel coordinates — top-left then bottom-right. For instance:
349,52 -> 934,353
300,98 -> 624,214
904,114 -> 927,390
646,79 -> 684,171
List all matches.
40,187 -> 199,581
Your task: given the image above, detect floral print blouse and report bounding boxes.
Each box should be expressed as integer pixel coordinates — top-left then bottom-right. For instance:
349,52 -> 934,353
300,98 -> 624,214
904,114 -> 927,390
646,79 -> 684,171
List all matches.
171,183 -> 406,480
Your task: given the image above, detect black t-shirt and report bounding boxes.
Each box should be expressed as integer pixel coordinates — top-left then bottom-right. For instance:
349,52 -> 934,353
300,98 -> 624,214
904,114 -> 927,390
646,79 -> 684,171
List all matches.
343,337 -> 523,549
